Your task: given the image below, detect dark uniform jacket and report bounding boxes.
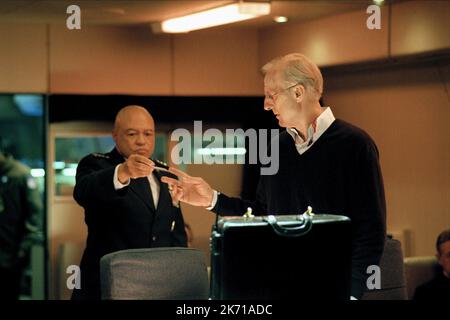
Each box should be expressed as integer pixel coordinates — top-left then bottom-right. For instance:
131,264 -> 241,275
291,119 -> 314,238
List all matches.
0,153 -> 43,269
72,148 -> 187,300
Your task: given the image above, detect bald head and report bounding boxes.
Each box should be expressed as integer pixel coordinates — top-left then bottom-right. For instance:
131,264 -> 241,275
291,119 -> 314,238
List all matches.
114,105 -> 154,131
113,105 -> 155,158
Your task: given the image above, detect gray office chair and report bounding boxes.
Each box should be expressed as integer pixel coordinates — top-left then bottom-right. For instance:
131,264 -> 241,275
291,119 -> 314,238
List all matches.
361,238 -> 407,300
100,247 -> 209,300
404,256 -> 440,299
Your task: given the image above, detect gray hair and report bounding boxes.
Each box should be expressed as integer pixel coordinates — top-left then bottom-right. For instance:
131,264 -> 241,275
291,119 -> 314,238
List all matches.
261,53 -> 323,99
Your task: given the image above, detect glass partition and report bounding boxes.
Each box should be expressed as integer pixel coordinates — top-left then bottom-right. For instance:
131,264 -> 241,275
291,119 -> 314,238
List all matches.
54,136 -> 114,196
53,134 -> 168,197
0,94 -> 46,299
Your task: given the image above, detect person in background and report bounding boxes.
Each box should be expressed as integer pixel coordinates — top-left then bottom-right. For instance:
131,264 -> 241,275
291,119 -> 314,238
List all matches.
413,229 -> 450,300
0,143 -> 43,300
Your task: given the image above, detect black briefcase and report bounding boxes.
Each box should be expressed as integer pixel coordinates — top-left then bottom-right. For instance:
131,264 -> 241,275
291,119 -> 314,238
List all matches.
210,210 -> 352,300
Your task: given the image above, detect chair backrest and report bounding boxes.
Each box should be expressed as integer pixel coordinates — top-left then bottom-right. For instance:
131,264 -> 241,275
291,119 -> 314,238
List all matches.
362,238 -> 407,300
404,256 -> 440,299
100,247 -> 209,300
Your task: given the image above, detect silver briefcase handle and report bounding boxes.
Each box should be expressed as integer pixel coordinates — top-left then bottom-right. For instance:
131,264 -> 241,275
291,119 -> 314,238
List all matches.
265,211 -> 313,237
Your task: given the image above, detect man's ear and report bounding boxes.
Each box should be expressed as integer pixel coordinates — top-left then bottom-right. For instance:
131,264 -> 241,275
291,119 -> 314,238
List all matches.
112,129 -> 117,143
295,85 -> 305,103
436,251 -> 443,266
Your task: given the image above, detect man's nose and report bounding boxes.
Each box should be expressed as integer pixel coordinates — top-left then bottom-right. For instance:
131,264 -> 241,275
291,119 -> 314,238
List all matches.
264,99 -> 273,111
136,134 -> 146,144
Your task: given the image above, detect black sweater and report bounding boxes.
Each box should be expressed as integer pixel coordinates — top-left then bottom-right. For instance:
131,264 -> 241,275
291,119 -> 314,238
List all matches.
213,119 -> 387,299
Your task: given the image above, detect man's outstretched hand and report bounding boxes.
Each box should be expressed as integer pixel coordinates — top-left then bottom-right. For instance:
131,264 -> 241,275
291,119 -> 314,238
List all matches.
160,167 -> 214,208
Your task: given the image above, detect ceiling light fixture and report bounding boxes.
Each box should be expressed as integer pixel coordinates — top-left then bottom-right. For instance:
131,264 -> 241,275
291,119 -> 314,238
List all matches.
152,1 -> 271,33
273,16 -> 288,23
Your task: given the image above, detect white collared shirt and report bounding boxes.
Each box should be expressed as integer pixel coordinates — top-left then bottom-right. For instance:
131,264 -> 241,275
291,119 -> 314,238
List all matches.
113,165 -> 160,207
286,107 -> 335,155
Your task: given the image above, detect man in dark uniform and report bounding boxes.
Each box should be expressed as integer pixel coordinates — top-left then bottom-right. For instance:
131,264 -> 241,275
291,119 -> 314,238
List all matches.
72,105 -> 187,300
0,148 -> 43,300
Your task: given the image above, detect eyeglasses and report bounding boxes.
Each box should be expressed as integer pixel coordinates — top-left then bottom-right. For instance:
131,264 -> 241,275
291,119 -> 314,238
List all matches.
265,83 -> 300,102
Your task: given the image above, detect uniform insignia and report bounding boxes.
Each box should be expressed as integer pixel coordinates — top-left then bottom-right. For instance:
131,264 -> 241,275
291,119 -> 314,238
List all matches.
92,153 -> 110,159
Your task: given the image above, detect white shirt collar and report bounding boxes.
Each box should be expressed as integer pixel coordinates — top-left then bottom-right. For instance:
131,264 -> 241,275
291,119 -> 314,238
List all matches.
286,107 -> 335,155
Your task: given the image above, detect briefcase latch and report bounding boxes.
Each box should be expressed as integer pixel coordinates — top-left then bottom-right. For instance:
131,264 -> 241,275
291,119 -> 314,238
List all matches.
304,206 -> 314,217
243,207 -> 254,219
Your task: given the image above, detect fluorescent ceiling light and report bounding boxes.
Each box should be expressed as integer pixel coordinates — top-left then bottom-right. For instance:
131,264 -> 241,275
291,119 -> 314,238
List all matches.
153,2 -> 271,33
62,168 -> 77,177
273,16 -> 288,23
31,169 -> 45,177
53,161 -> 66,170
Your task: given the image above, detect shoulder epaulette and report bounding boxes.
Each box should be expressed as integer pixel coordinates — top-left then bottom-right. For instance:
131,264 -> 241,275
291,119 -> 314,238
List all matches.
91,152 -> 110,159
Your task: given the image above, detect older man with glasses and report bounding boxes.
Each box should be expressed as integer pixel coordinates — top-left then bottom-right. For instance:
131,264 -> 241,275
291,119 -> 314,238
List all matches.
163,53 -> 386,300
